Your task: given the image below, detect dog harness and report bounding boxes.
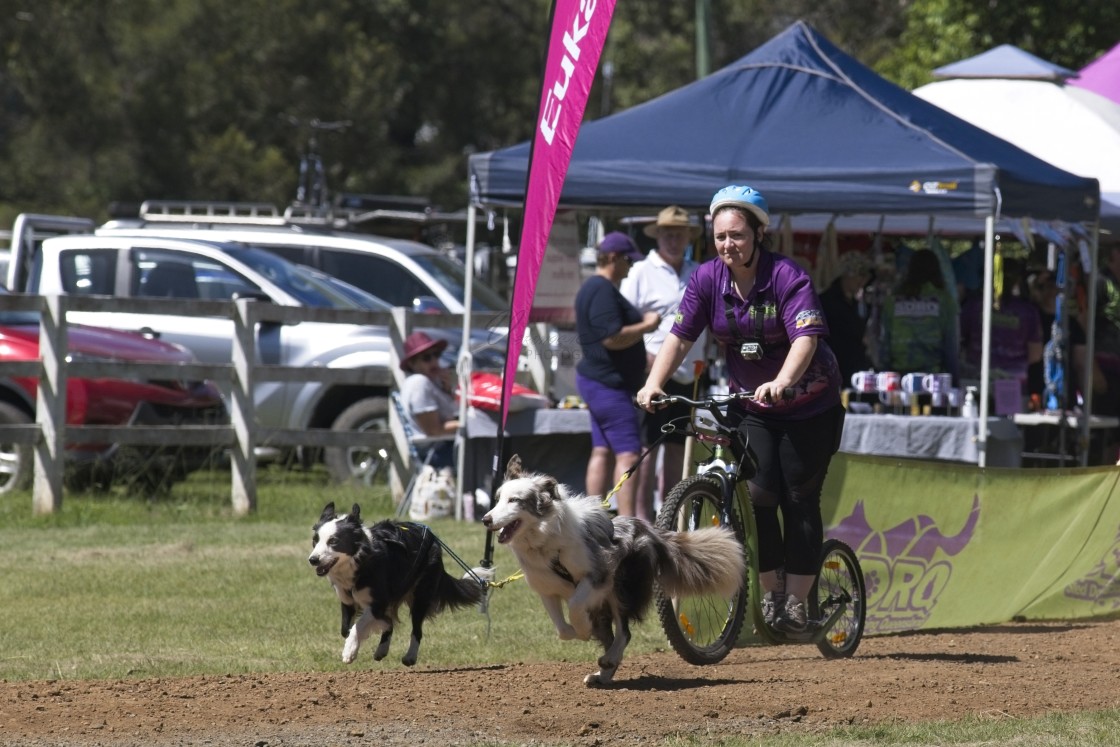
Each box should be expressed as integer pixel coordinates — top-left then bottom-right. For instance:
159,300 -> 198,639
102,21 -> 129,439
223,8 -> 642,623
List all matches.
398,522 -> 435,590
549,557 -> 575,586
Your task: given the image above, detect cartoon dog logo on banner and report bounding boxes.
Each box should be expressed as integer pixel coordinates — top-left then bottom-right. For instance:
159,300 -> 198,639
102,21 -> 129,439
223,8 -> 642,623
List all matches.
830,496 -> 980,634
1064,525 -> 1120,612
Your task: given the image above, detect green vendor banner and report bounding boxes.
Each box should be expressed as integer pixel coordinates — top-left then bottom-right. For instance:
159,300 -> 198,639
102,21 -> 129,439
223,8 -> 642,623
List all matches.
821,454 -> 1120,634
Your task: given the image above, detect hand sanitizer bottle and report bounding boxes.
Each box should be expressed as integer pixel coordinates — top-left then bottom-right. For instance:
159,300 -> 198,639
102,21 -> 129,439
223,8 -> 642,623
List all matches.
962,387 -> 979,418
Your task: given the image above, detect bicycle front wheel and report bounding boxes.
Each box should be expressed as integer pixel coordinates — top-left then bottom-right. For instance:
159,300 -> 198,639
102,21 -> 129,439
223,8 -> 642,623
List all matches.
655,474 -> 748,665
811,539 -> 866,659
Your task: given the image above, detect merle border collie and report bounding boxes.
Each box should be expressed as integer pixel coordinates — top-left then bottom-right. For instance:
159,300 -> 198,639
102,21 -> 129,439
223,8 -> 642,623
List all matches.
309,502 -> 482,666
482,456 -> 745,686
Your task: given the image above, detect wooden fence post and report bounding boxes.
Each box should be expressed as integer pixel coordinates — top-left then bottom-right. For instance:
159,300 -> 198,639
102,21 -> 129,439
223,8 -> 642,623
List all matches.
33,294 -> 66,514
230,298 -> 258,515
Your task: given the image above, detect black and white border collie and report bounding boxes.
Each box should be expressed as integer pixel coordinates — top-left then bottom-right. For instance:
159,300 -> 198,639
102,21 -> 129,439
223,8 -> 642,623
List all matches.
482,456 -> 745,686
308,502 -> 482,666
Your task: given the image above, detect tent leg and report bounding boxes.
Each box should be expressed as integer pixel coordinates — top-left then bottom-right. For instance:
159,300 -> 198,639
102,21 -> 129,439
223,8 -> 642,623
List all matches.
978,215 -> 996,468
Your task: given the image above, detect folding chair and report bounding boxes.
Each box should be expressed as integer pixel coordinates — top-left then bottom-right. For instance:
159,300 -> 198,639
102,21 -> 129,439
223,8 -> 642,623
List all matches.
391,391 -> 454,518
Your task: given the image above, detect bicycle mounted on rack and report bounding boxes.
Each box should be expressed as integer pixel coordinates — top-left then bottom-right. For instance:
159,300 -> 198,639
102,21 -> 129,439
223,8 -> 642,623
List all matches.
648,389 -> 866,664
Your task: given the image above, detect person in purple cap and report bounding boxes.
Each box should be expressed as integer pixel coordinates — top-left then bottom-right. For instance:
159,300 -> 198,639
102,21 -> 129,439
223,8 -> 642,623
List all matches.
637,186 -> 843,634
575,231 -> 660,517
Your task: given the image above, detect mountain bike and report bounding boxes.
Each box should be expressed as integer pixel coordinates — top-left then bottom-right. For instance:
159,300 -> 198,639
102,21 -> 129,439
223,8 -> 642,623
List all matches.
284,116 -> 351,209
649,390 -> 866,665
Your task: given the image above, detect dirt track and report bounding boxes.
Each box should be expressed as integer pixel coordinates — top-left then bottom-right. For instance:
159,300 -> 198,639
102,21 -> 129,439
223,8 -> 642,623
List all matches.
2,618 -> 1119,746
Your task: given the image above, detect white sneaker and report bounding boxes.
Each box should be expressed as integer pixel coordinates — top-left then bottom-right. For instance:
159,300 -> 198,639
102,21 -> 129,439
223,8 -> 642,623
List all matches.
761,591 -> 784,627
775,593 -> 808,633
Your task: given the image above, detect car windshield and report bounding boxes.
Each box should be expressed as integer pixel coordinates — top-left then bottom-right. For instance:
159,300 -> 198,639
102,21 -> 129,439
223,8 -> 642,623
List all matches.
297,265 -> 394,311
222,246 -> 373,309
410,253 -> 507,312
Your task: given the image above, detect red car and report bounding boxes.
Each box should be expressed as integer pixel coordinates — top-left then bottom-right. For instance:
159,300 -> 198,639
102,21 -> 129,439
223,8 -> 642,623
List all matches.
0,298 -> 226,495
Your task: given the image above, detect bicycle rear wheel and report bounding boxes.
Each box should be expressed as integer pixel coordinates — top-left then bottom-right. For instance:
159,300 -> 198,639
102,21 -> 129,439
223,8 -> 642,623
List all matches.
655,474 -> 748,665
811,539 -> 866,658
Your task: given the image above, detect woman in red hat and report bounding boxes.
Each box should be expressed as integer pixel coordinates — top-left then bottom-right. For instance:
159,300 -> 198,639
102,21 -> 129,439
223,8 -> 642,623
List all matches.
401,331 -> 459,468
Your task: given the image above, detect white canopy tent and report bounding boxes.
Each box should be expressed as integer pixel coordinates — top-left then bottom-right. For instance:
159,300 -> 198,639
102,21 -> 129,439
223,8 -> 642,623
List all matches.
914,75 -> 1120,223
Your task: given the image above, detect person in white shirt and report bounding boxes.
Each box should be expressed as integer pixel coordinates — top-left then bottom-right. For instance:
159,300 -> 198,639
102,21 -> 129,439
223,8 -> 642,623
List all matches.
400,331 -> 459,469
620,206 -> 707,522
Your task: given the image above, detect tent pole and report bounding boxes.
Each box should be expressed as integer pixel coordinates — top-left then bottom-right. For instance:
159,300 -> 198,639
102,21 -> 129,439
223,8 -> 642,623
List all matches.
1080,222 -> 1101,466
455,203 -> 479,519
978,214 -> 996,467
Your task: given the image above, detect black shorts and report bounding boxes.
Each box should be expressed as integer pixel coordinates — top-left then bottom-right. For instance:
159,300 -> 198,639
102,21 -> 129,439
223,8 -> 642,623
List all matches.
643,378 -> 698,446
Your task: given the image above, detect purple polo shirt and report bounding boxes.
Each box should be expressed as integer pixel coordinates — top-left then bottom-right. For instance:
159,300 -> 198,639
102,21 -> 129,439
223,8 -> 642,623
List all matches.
671,251 -> 841,419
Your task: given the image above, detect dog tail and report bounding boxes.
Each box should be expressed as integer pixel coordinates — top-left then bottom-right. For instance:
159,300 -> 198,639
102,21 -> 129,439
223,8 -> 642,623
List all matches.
656,526 -> 745,598
434,569 -> 486,611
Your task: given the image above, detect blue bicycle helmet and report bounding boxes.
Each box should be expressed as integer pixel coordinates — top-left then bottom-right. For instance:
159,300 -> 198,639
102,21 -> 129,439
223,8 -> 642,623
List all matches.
709,185 -> 769,227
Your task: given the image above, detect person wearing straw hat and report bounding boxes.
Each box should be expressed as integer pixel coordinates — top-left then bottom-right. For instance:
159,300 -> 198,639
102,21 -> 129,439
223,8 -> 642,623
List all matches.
637,185 -> 843,636
621,205 -> 707,522
400,331 -> 459,469
575,231 -> 660,517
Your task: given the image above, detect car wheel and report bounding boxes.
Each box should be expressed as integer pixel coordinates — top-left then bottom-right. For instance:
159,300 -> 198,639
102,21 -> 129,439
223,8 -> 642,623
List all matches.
324,396 -> 390,486
0,402 -> 34,495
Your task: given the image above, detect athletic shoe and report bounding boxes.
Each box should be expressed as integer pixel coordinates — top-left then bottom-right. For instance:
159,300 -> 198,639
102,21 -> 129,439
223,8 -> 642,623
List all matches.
761,591 -> 784,627
775,593 -> 808,633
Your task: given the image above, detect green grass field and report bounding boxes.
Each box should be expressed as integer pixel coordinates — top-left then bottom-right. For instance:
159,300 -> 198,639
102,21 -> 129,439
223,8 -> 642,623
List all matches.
2,465 -> 1117,746
0,464 -> 669,682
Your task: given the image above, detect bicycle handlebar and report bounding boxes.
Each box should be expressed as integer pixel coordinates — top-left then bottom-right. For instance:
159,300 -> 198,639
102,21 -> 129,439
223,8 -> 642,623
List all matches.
643,388 -> 795,435
648,388 -> 795,409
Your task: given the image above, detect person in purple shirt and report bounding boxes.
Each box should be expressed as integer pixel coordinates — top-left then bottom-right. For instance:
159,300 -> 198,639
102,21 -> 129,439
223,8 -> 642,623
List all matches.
637,185 -> 843,635
576,231 -> 660,518
960,258 -> 1042,394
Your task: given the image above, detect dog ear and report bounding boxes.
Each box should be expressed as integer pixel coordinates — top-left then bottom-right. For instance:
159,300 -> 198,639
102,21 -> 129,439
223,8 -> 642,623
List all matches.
505,454 -> 523,480
319,502 -> 337,522
348,503 -> 362,522
516,475 -> 559,515
537,475 -> 559,504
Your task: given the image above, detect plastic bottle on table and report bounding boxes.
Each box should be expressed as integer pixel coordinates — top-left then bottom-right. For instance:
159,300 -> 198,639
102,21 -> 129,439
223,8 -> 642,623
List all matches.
962,387 -> 979,418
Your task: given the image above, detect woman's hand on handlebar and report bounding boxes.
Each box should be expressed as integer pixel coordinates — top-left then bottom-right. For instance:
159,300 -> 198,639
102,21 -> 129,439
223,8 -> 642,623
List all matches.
635,384 -> 666,412
753,381 -> 795,407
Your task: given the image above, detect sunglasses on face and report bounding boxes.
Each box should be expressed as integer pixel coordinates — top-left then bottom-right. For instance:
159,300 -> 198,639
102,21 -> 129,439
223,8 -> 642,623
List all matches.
416,351 -> 440,363
615,253 -> 633,266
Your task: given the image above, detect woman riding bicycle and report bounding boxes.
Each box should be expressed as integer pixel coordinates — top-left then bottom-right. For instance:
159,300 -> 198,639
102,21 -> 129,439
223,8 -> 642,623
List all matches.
637,184 -> 844,634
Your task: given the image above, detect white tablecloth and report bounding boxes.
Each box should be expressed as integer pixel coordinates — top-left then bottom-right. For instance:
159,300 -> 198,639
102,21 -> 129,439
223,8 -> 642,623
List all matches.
840,414 -> 1022,467
465,406 -> 591,438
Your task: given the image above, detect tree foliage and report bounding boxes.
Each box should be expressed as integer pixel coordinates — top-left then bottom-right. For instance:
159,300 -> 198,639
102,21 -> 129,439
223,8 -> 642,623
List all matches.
880,0 -> 1120,88
0,0 -> 1113,225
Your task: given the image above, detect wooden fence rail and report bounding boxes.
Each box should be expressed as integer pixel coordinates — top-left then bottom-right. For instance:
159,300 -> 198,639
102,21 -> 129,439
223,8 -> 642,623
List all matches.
0,293 -> 513,516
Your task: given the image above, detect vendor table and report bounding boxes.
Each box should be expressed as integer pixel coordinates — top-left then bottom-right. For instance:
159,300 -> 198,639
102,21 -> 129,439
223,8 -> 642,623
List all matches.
839,413 -> 1023,467
460,409 -> 1034,519
461,407 -> 592,503
1012,412 -> 1120,467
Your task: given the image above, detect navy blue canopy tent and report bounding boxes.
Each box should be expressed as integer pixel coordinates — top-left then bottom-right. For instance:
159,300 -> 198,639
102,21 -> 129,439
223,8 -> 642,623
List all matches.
465,21 -> 1103,466
468,21 -> 1100,224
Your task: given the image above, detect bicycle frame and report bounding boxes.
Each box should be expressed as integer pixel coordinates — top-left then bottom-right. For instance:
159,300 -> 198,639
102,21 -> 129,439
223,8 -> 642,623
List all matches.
284,116 -> 351,210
